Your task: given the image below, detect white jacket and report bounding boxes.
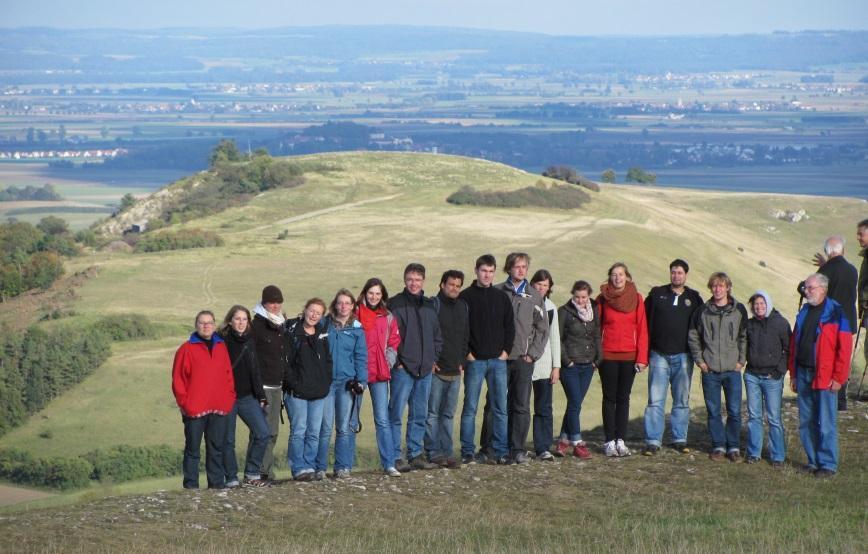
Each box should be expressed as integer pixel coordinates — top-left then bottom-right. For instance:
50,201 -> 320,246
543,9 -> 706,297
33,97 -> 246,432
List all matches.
532,298 -> 562,381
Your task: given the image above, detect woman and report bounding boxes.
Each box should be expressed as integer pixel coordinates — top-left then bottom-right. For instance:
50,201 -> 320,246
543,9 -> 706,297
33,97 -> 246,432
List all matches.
356,278 -> 402,476
530,270 -> 562,461
283,298 -> 333,481
744,290 -> 791,467
317,289 -> 368,479
218,305 -> 270,487
555,280 -> 602,459
597,262 -> 648,457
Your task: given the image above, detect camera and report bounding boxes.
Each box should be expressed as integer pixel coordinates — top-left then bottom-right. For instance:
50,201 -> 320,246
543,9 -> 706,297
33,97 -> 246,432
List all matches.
345,379 -> 364,396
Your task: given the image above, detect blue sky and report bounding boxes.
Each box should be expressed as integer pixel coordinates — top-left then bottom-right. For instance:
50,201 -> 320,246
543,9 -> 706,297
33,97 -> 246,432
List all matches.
3,0 -> 867,35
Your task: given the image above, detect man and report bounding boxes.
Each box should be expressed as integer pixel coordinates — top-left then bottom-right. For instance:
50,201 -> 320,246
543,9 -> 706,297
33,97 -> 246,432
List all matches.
424,270 -> 470,468
489,252 -> 549,464
688,272 -> 748,463
459,254 -> 515,465
858,220 -> 868,386
251,285 -> 291,481
172,310 -> 236,489
389,263 -> 443,471
789,273 -> 852,477
813,235 -> 858,410
643,259 -> 703,456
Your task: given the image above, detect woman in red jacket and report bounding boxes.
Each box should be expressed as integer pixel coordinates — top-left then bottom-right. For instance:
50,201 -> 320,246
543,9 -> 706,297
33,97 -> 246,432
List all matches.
597,263 -> 649,457
172,310 -> 236,489
356,278 -> 402,476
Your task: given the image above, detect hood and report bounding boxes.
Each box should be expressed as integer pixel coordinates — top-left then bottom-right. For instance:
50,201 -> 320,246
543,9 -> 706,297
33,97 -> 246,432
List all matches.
750,290 -> 774,317
253,303 -> 286,326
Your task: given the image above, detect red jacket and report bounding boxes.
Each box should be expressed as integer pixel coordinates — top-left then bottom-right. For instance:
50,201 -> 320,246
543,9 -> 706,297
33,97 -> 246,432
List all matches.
172,333 -> 236,417
788,298 -> 853,390
357,303 -> 401,384
597,292 -> 649,366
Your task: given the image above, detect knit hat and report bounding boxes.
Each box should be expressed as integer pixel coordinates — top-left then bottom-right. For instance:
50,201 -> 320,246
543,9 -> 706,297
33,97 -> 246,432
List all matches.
261,285 -> 283,304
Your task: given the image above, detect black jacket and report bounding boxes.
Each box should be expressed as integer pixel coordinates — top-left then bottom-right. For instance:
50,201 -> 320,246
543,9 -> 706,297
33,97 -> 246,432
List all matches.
558,300 -> 603,367
389,289 -> 443,377
645,284 -> 703,355
221,329 -> 267,401
282,319 -> 333,401
859,248 -> 868,321
459,281 -> 515,360
251,313 -> 292,387
746,309 -> 791,378
432,291 -> 470,375
818,255 -> 858,333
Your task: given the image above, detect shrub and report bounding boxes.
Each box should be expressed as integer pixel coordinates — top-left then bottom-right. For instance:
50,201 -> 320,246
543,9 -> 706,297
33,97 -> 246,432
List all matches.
0,448 -> 93,490
447,183 -> 590,210
84,445 -> 181,483
92,314 -> 159,341
134,229 -> 224,253
542,165 -> 600,191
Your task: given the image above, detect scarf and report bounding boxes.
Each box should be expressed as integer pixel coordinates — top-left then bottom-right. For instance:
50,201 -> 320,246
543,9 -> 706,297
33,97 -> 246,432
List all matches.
357,302 -> 386,330
572,298 -> 595,322
599,281 -> 638,313
254,303 -> 286,326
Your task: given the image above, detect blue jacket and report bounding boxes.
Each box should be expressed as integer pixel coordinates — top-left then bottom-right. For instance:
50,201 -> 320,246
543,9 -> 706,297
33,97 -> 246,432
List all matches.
325,315 -> 368,384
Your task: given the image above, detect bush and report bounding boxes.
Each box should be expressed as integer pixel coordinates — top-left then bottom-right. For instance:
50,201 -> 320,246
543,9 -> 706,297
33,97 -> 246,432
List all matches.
0,448 -> 93,490
542,165 -> 600,191
447,183 -> 590,210
134,229 -> 224,253
84,445 -> 181,483
92,314 -> 159,341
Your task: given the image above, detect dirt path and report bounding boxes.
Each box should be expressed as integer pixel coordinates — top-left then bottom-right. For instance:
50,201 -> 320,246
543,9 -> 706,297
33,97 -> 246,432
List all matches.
0,484 -> 53,508
247,193 -> 403,233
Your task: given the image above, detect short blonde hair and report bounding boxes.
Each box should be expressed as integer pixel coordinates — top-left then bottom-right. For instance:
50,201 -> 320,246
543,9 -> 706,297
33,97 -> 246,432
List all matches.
706,272 -> 732,291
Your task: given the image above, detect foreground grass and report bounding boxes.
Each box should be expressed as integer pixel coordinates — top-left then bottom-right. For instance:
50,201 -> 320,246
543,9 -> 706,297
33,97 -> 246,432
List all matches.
1,399 -> 865,553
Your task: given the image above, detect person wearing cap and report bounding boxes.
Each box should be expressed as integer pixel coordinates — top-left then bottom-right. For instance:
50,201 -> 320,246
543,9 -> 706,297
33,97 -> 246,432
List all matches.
744,291 -> 791,466
251,284 -> 291,481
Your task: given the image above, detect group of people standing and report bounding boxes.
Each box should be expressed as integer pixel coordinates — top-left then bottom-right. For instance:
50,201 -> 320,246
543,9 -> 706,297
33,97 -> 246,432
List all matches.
171,219 -> 867,488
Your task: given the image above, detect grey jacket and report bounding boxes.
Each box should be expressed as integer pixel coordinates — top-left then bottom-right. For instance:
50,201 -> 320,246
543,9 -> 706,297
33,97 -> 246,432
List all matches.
497,280 -> 549,361
688,298 -> 748,372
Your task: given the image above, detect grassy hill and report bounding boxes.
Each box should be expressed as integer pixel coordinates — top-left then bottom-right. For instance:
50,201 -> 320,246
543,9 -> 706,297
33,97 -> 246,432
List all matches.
0,151 -> 865,487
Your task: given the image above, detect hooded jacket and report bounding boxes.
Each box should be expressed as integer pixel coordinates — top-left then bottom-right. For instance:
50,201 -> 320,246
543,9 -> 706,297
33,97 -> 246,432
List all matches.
389,289 -> 443,377
788,297 -> 853,390
745,291 -> 791,379
283,318 -> 333,400
459,280 -> 515,360
357,303 -> 400,384
497,279 -> 549,361
688,297 -> 748,372
558,299 -> 603,368
324,315 -> 368,384
172,332 -> 236,418
251,304 -> 291,387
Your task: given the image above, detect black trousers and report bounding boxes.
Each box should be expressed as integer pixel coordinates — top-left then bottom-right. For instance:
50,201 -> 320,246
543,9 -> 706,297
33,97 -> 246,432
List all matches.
598,360 -> 637,442
481,358 -> 534,454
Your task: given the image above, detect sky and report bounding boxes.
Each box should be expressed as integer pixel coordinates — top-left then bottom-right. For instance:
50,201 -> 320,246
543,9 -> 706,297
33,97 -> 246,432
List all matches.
3,0 -> 868,36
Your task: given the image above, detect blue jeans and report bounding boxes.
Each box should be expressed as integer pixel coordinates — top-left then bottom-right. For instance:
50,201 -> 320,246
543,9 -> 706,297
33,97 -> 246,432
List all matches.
701,370 -> 742,452
744,372 -> 785,462
425,374 -> 461,459
796,367 -> 839,471
285,394 -> 325,476
644,351 -> 693,447
559,363 -> 595,442
224,394 -> 270,481
460,358 -> 508,458
317,380 -> 359,472
182,413 -> 228,489
389,367 -> 432,461
369,381 -> 396,470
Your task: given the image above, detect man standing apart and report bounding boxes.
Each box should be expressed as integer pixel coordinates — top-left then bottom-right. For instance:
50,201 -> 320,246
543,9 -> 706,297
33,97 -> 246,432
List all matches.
789,273 -> 852,477
424,270 -> 470,467
459,254 -> 515,465
495,252 -> 549,464
643,259 -> 703,455
858,220 -> 868,391
688,272 -> 748,462
389,263 -> 443,471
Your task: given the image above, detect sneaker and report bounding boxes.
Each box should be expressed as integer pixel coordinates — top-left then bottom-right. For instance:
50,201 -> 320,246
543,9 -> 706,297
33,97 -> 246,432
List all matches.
537,451 -> 554,461
771,461 -> 785,469
384,467 -> 402,477
814,468 -> 836,479
395,458 -> 412,473
726,451 -> 741,463
573,442 -> 592,459
669,442 -> 691,454
513,451 -> 531,464
709,450 -> 725,461
496,455 -> 514,465
410,455 -> 438,470
615,439 -> 631,457
745,456 -> 760,465
475,451 -> 494,465
604,440 -> 618,457
334,468 -> 351,479
798,464 -> 817,474
243,478 -> 269,487
554,439 -> 571,457
294,471 -> 315,482
225,479 -> 240,488
440,457 -> 460,469
461,454 -> 476,465
642,445 -> 659,457
314,470 -> 326,481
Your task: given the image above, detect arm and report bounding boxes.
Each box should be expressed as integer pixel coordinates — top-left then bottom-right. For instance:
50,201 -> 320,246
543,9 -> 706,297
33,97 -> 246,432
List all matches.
736,304 -> 748,368
354,329 -> 368,385
635,294 -> 649,367
218,345 -> 236,405
247,344 -> 267,403
687,309 -> 706,368
831,313 -> 854,387
386,315 -> 401,368
527,297 -> 550,361
557,306 -> 569,367
593,305 -> 603,368
502,293 -> 515,358
171,345 -> 189,413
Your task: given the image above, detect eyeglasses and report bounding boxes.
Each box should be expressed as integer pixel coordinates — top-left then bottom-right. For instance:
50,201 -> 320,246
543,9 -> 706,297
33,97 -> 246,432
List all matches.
196,321 -> 215,326
804,285 -> 822,292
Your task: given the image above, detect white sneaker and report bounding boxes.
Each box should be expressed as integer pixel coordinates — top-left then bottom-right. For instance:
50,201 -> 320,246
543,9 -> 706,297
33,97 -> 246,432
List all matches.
604,440 -> 618,457
334,468 -> 351,479
384,467 -> 401,477
616,439 -> 631,457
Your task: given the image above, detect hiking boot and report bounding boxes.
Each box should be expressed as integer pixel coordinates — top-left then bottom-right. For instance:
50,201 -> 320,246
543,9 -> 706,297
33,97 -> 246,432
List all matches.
554,439 -> 571,457
669,442 -> 691,454
384,467 -> 402,477
513,451 -> 531,464
294,471 -> 315,482
314,471 -> 326,481
709,450 -> 725,461
537,451 -> 555,461
814,468 -> 836,479
475,451 -> 494,465
461,454 -> 476,465
410,455 -> 438,470
604,440 -> 618,457
798,464 -> 817,474
771,461 -> 785,469
395,458 -> 412,473
745,456 -> 760,465
615,439 -> 631,457
726,451 -> 741,464
573,442 -> 592,459
441,457 -> 460,469
334,468 -> 351,479
642,445 -> 660,457
496,455 -> 513,465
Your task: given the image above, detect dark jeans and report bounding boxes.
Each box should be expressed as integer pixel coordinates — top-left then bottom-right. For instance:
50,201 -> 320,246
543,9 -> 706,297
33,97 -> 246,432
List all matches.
224,394 -> 271,481
598,360 -> 637,442
532,379 -> 553,455
182,412 -> 228,489
559,362 -> 595,442
481,358 -> 534,454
